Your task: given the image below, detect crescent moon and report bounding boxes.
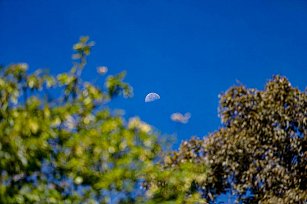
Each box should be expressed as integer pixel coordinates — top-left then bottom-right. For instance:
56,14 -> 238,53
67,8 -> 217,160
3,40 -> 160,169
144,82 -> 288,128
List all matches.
145,92 -> 160,102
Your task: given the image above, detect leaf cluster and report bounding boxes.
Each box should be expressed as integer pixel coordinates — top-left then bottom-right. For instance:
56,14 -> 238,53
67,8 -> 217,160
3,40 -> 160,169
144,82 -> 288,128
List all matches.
0,37 -> 162,203
174,76 -> 307,203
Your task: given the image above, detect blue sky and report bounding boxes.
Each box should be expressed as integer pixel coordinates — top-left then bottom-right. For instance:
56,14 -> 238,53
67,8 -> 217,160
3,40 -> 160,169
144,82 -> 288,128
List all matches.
1,0 -> 307,147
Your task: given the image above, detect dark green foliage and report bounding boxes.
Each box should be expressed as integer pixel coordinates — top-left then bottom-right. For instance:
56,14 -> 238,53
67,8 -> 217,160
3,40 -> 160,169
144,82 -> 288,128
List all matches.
176,76 -> 307,203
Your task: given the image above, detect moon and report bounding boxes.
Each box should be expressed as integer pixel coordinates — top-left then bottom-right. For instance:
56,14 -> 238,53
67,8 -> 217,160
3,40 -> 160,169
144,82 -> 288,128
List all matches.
145,92 -> 160,102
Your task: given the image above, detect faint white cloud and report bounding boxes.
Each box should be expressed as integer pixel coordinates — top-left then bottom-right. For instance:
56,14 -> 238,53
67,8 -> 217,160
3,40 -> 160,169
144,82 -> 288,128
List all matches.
171,112 -> 191,124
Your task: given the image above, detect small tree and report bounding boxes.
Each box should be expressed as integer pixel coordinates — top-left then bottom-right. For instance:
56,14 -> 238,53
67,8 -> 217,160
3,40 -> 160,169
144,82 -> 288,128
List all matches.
176,76 -> 307,203
0,37 -> 162,203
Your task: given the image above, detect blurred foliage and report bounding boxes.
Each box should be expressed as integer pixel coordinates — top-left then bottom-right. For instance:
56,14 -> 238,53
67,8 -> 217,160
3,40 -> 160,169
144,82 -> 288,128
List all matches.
0,37 -> 187,203
175,76 -> 307,203
144,138 -> 208,203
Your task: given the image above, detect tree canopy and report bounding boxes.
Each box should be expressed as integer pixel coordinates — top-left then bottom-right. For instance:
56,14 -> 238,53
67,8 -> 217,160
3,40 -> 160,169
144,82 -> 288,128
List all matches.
0,37 -> 306,203
171,76 -> 307,203
0,37 -> 162,203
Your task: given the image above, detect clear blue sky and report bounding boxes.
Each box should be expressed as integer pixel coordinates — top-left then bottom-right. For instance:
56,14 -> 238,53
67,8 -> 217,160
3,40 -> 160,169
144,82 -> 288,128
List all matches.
1,0 -> 307,147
